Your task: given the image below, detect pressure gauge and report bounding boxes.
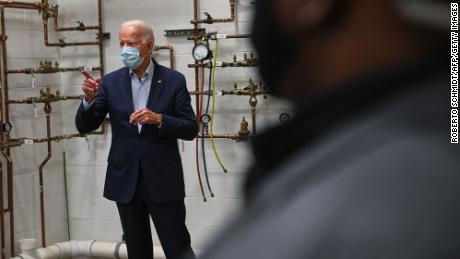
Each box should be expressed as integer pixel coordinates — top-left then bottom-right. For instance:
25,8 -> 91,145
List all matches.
201,114 -> 211,124
192,42 -> 211,61
1,121 -> 12,133
279,113 -> 291,124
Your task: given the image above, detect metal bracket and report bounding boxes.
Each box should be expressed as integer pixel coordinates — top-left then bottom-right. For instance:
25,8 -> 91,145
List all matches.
97,32 -> 111,40
164,28 -> 205,37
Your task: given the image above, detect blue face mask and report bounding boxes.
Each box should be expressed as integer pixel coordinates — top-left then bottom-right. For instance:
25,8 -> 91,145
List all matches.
120,46 -> 144,70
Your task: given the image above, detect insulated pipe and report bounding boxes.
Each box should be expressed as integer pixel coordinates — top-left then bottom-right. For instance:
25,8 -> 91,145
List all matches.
12,240 -> 173,259
0,7 -> 15,255
38,102 -> 52,247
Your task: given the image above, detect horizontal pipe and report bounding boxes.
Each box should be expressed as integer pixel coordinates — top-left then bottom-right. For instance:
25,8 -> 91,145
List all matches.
191,0 -> 235,25
197,134 -> 239,140
45,41 -> 100,47
189,90 -> 269,96
54,25 -> 99,31
8,66 -> 101,74
8,95 -> 82,104
188,62 -> 259,68
0,129 -> 107,149
13,239 -> 179,259
187,33 -> 250,41
0,2 -> 39,10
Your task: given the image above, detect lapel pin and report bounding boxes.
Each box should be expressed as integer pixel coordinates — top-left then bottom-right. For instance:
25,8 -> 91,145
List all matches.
157,80 -> 162,84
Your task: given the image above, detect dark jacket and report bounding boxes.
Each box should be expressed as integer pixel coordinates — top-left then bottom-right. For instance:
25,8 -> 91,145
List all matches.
197,59 -> 460,259
75,61 -> 197,203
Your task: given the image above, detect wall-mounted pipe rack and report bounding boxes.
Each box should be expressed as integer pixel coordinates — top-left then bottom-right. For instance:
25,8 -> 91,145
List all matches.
0,0 -> 106,257
189,0 -> 264,201
188,53 -> 259,68
7,60 -> 101,75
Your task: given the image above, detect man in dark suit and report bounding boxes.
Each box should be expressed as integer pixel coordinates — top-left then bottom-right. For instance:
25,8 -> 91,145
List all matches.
75,20 -> 197,259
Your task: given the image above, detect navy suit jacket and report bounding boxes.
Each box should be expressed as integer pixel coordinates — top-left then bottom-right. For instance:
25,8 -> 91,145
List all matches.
75,61 -> 197,203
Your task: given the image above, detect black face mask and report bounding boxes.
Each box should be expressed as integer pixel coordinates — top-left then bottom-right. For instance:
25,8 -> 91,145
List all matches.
251,0 -> 348,96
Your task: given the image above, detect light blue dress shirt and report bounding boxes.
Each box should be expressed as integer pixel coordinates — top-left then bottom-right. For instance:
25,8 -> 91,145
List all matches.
82,59 -> 155,133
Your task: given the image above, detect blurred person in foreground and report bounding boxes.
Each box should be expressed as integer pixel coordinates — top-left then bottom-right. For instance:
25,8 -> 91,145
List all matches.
76,20 -> 196,259
195,0 -> 460,258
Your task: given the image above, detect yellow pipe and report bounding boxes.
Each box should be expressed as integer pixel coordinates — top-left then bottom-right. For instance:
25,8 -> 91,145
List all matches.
210,39 -> 228,173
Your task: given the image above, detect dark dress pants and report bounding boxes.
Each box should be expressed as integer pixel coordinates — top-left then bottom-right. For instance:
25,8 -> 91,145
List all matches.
116,172 -> 196,259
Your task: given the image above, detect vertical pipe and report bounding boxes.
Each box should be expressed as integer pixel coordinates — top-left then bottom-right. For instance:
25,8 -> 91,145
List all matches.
192,0 -> 207,200
0,6 -> 5,259
97,0 -> 106,134
0,151 -> 12,257
98,0 -> 105,76
62,152 -> 70,241
0,8 -> 14,256
38,103 -> 52,247
251,106 -> 256,136
0,161 -> 4,259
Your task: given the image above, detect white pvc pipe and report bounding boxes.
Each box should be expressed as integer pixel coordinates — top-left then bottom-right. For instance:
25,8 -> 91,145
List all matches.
11,239 -> 169,259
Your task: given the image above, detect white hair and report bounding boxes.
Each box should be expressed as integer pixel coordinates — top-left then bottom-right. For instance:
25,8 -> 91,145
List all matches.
120,20 -> 155,43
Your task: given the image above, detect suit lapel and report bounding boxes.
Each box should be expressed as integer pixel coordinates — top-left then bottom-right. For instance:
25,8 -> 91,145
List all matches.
118,67 -> 138,134
141,60 -> 165,134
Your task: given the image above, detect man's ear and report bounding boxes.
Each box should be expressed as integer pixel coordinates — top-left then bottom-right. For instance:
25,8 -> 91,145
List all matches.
275,0 -> 336,34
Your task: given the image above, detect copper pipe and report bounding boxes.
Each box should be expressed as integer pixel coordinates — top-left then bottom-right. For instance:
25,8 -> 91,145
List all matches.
42,10 -> 98,48
0,2 -> 38,10
155,45 -> 175,70
0,149 -> 13,256
7,66 -> 101,74
188,60 -> 259,68
50,5 -> 99,32
0,8 -> 14,255
97,0 -> 105,75
38,102 -> 52,247
10,133 -> 84,144
195,66 -> 206,201
0,7 -> 4,259
191,0 -> 235,25
192,0 -> 208,201
8,95 -> 82,104
0,162 -> 4,259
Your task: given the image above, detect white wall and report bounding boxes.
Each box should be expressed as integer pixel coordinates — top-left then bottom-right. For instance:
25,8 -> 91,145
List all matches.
2,0 -> 292,256
1,0 -> 70,255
